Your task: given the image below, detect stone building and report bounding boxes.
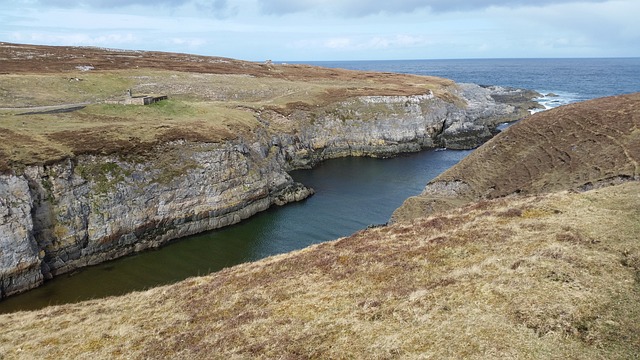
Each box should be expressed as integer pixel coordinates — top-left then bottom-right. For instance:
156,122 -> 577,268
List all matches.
123,89 -> 168,105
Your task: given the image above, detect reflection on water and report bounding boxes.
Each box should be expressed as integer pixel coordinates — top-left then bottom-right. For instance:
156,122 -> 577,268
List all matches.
0,149 -> 471,313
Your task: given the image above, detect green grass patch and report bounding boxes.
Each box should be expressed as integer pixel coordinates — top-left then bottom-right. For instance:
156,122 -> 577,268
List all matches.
89,99 -> 196,119
0,72 -> 134,107
76,161 -> 131,194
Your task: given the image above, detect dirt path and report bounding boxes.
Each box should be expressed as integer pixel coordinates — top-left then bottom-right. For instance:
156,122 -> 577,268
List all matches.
0,102 -> 91,114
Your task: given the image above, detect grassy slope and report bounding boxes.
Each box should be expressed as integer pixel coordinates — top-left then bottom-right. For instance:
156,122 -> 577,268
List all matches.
0,182 -> 638,359
0,43 -> 453,172
393,92 -> 640,222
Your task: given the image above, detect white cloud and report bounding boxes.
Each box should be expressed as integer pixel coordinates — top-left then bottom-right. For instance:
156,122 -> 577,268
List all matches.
324,37 -> 352,49
482,0 -> 640,57
256,0 -> 610,16
359,35 -> 435,50
169,37 -> 207,48
4,0 -> 613,17
0,0 -> 638,60
8,31 -> 139,46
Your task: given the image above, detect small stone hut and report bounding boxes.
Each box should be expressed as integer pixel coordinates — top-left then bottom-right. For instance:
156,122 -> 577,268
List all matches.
124,89 -> 168,105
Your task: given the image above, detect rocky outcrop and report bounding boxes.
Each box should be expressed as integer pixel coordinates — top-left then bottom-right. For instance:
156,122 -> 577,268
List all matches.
439,84 -> 541,149
0,176 -> 42,297
0,84 -> 538,297
1,141 -> 315,293
262,84 -> 540,167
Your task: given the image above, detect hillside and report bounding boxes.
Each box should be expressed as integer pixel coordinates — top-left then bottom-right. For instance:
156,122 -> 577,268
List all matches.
0,182 -> 638,359
392,92 -> 640,222
0,42 -> 542,298
0,90 -> 639,357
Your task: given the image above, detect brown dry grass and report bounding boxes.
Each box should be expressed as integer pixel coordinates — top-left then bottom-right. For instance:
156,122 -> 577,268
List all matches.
393,92 -> 640,222
452,92 -> 640,197
0,42 -> 454,172
1,182 -> 638,359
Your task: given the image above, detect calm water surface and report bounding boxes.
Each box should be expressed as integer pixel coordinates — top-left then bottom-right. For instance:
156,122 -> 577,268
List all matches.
0,149 -> 470,313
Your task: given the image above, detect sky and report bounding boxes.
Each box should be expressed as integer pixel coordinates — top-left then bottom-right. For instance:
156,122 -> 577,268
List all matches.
1,0 -> 639,61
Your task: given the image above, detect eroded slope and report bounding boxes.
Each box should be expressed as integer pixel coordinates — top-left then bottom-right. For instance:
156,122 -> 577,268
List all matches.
393,92 -> 640,222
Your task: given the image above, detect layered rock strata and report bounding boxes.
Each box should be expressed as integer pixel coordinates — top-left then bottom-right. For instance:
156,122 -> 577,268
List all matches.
0,84 -> 538,297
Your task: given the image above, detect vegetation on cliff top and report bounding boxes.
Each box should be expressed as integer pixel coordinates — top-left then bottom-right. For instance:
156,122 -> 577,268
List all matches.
0,42 -> 454,173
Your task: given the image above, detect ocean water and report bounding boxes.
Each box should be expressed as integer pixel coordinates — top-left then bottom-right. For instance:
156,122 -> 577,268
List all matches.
302,58 -> 640,110
1,58 -> 638,313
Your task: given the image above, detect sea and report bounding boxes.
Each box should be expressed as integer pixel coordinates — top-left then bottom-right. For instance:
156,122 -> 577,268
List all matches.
301,58 -> 640,110
1,58 -> 638,313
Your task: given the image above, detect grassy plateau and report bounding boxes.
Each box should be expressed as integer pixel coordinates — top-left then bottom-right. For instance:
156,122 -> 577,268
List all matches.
0,42 -> 453,173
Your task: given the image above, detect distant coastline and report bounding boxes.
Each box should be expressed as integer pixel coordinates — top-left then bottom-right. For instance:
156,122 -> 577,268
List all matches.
293,57 -> 640,104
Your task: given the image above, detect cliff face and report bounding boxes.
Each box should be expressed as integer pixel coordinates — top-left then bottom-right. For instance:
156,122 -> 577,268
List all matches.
0,84 -> 536,297
1,142 -> 312,297
0,176 -> 42,297
269,84 -> 537,168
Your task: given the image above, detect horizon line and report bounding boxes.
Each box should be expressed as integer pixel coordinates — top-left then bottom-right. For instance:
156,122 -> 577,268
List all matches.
279,56 -> 640,63
2,40 -> 639,64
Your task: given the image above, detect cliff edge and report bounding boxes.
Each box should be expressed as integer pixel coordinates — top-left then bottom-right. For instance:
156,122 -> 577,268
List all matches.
0,43 -> 539,297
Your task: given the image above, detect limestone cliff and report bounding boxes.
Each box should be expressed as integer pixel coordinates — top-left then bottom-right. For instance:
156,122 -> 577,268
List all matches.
262,84 -> 538,168
0,84 -> 537,297
1,141 -> 313,297
0,176 -> 42,297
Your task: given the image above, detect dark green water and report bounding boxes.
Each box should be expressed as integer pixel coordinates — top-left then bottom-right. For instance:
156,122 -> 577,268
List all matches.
0,149 -> 470,313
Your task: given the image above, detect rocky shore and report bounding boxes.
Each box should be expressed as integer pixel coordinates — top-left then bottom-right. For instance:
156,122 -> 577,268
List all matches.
0,82 -> 538,298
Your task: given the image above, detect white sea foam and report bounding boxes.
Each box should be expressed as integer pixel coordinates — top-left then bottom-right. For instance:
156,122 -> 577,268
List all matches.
499,90 -> 582,131
531,90 -> 582,113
